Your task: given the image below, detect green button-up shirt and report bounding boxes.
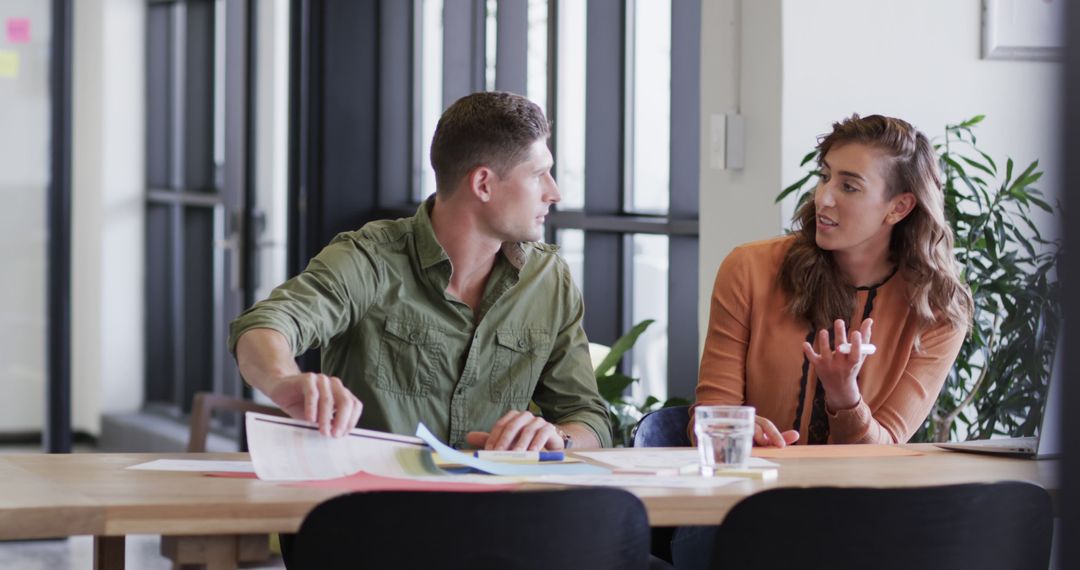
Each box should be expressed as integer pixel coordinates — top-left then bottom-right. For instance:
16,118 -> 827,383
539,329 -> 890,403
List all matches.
228,200 -> 611,448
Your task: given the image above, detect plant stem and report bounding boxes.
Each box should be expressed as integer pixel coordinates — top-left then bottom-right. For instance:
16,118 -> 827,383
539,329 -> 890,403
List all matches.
934,315 -> 1000,442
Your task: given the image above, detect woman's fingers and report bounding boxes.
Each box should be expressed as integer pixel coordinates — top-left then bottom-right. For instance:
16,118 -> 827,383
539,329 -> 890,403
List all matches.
834,319 -> 848,347
850,330 -> 862,362
817,329 -> 832,364
755,416 -> 788,448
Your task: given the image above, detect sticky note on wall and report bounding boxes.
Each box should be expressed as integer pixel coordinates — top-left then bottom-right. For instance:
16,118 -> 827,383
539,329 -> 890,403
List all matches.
6,18 -> 30,44
0,50 -> 18,78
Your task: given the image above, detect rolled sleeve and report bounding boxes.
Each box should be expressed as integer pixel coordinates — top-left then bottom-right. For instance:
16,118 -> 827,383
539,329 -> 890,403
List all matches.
227,235 -> 381,357
530,263 -> 613,447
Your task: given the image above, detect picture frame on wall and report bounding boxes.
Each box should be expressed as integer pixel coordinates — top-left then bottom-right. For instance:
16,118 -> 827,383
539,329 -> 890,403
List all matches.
982,0 -> 1064,61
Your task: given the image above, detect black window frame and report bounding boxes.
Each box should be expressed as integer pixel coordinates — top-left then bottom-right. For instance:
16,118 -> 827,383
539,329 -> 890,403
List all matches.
544,0 -> 701,399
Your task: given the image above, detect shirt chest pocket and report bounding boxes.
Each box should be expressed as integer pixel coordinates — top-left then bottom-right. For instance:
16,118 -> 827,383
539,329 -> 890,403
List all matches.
375,318 -> 441,397
489,329 -> 550,404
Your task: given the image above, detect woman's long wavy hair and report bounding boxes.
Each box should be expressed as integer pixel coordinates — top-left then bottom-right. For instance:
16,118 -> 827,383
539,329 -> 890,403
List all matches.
778,114 -> 973,336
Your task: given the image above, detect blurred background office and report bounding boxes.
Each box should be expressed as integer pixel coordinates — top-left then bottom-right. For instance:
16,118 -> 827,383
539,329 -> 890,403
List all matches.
0,0 -> 1069,472
2,0 -> 1078,567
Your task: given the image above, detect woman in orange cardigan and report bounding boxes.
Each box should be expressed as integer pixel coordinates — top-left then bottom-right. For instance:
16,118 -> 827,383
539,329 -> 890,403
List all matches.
694,114 -> 973,449
672,115 -> 974,570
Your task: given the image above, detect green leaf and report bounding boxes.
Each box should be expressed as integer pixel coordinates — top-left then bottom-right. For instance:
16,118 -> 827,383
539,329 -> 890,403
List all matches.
958,115 -> 986,128
960,156 -> 995,178
1007,161 -> 1040,193
594,319 -> 654,377
799,150 -> 819,167
596,373 -> 636,402
1028,196 -> 1052,213
776,172 -> 816,204
976,150 -> 998,174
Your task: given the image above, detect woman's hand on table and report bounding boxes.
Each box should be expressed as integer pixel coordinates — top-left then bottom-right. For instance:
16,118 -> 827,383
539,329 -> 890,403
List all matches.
754,415 -> 799,447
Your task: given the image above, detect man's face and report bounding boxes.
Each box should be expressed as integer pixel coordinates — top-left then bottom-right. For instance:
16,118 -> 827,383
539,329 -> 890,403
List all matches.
486,139 -> 560,242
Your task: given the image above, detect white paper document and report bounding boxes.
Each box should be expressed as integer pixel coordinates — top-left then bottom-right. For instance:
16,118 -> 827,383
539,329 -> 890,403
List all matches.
572,449 -> 778,472
127,459 -> 255,473
414,423 -> 610,476
245,412 -> 440,481
525,474 -> 744,489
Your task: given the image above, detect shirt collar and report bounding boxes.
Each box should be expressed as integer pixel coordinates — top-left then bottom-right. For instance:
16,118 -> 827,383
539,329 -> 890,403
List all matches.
413,197 -> 449,270
414,196 -> 532,272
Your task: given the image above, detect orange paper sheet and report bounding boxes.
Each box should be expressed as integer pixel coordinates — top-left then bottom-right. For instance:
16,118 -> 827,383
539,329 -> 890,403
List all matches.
206,470 -> 521,492
752,444 -> 922,459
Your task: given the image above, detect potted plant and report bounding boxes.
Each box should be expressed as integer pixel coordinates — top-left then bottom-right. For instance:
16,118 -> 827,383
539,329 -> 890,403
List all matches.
776,116 -> 1060,442
593,319 -> 691,447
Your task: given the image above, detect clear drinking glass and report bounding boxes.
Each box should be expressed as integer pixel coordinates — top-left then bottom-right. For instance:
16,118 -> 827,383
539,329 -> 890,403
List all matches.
695,405 -> 755,475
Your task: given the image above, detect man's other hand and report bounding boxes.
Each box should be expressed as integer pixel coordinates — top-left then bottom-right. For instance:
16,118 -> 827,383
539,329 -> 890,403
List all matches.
465,410 -> 562,451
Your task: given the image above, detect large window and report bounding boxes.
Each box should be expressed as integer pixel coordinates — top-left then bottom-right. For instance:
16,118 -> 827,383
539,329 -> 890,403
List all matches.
144,0 -> 259,417
546,0 -> 700,399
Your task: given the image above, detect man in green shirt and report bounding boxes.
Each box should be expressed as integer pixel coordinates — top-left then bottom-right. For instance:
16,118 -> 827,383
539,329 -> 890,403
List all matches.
228,91 -> 611,449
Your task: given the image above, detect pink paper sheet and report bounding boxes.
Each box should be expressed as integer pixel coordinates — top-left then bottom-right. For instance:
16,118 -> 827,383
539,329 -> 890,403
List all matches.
206,470 -> 520,492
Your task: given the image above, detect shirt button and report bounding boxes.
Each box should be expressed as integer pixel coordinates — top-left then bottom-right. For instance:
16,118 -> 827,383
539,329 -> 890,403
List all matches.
409,332 -> 420,341
517,339 -> 527,348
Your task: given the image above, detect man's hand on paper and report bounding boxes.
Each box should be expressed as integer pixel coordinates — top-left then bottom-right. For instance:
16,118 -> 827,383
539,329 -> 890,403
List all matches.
267,373 -> 363,438
236,329 -> 363,438
465,410 -> 563,451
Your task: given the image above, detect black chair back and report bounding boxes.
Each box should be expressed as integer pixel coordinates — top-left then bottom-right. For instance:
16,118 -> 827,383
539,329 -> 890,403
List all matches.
633,405 -> 692,447
291,488 -> 652,570
712,482 -> 1053,570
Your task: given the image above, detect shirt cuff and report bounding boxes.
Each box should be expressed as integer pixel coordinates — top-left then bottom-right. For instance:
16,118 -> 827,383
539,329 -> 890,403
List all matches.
555,413 -> 612,448
825,396 -> 873,444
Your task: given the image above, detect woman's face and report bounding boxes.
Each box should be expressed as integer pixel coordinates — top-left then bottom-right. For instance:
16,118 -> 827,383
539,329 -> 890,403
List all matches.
813,142 -> 914,259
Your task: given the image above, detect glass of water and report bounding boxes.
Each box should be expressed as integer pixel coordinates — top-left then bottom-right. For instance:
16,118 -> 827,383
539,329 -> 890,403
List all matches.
694,405 -> 755,475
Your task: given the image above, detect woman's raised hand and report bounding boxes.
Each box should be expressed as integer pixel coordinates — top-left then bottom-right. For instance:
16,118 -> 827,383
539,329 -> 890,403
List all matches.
802,318 -> 873,411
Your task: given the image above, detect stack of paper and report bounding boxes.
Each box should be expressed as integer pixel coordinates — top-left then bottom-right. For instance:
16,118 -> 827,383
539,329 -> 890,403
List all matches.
245,412 -> 438,480
572,449 -> 780,480
243,412 -> 610,481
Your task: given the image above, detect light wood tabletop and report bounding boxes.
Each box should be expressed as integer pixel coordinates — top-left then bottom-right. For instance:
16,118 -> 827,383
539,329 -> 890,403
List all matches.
0,444 -> 1058,569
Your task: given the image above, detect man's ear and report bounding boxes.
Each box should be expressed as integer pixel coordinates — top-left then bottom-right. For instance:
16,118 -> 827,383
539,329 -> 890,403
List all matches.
886,192 -> 916,225
468,166 -> 496,203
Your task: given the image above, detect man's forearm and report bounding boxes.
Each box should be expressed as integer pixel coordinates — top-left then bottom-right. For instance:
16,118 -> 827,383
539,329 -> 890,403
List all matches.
235,328 -> 301,394
558,422 -> 602,449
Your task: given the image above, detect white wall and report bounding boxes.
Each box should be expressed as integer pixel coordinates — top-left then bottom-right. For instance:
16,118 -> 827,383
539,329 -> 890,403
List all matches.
698,0 -> 1063,339
780,0 -> 1062,231
698,0 -> 784,340
72,0 -> 146,435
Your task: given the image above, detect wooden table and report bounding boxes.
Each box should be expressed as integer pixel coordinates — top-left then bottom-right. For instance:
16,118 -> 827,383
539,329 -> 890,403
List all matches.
0,445 -> 1058,569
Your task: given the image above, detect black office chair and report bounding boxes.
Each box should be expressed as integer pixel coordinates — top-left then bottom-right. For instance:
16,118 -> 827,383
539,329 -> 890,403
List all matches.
631,405 -> 692,566
289,488 -> 653,570
632,405 -> 692,448
710,482 -> 1053,570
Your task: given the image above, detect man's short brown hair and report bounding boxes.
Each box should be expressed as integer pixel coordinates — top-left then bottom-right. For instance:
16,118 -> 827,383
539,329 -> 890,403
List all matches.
429,91 -> 550,195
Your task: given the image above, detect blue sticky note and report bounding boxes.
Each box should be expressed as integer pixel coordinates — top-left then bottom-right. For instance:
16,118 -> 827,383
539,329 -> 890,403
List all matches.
414,423 -> 610,476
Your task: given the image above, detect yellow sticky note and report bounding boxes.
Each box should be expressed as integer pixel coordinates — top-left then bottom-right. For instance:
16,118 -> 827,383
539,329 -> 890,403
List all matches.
0,50 -> 18,78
